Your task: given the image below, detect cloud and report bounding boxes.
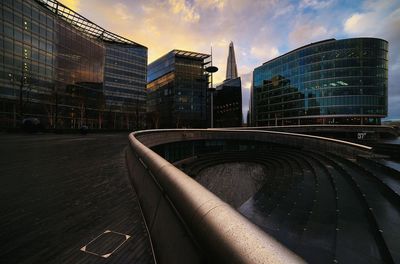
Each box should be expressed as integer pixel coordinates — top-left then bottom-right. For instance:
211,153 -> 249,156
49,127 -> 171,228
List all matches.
344,13 -> 366,34
299,0 -> 334,9
58,0 -> 80,11
343,1 -> 400,118
168,0 -> 200,22
114,3 -> 133,20
240,72 -> 253,123
273,4 -> 295,18
288,21 -> 333,48
250,46 -> 279,62
195,0 -> 225,10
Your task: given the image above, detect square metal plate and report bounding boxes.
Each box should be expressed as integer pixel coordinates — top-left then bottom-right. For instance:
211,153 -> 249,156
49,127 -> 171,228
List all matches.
80,230 -> 130,258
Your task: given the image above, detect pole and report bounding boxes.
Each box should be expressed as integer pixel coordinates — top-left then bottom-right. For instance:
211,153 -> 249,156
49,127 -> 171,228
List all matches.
210,46 -> 214,128
205,46 -> 218,129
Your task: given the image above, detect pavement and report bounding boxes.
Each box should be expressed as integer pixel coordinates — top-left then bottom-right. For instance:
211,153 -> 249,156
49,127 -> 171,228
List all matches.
0,133 -> 155,264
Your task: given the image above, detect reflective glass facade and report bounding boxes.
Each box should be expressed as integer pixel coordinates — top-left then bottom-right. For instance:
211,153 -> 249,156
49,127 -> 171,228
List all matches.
214,77 -> 242,127
251,38 -> 388,126
147,50 -> 210,128
104,43 -> 147,129
0,0 -> 147,129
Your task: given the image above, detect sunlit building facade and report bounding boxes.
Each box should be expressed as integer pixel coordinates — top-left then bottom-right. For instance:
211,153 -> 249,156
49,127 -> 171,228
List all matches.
251,38 -> 388,126
147,50 -> 210,128
0,0 -> 147,129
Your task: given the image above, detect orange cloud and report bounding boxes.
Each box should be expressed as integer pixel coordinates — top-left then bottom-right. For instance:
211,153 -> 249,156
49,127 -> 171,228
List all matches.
58,0 -> 80,11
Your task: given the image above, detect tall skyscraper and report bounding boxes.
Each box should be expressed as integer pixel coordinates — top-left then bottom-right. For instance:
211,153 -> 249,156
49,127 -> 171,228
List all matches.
212,41 -> 242,127
226,41 -> 238,80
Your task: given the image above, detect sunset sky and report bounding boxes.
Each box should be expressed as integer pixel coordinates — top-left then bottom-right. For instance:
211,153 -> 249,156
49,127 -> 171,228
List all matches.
59,0 -> 400,120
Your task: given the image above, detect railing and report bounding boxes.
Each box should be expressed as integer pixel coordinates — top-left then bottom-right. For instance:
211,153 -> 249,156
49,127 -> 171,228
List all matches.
126,129 -> 372,263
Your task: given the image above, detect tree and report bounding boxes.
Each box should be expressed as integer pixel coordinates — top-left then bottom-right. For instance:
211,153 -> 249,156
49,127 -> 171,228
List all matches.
8,69 -> 33,127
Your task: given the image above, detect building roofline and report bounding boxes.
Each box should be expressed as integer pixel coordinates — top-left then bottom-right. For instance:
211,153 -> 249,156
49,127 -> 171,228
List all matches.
172,49 -> 210,60
261,39 -> 335,66
35,0 -> 147,48
258,37 -> 388,68
148,49 -> 210,69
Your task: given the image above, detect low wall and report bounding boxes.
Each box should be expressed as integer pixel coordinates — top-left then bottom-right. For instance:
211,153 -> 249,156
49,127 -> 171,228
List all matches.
126,129 -> 372,263
136,129 -> 372,157
233,125 -> 399,139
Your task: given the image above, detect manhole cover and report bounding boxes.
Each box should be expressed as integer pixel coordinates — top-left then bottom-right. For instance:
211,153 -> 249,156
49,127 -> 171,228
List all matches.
80,230 -> 130,258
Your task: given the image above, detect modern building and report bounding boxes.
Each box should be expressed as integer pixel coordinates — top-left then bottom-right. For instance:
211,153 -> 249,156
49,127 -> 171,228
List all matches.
214,77 -> 242,127
226,41 -> 238,80
147,50 -> 210,128
251,38 -> 388,126
0,0 -> 147,130
213,41 -> 242,127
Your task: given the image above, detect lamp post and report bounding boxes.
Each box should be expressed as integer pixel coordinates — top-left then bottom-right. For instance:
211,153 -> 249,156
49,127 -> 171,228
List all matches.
205,48 -> 218,128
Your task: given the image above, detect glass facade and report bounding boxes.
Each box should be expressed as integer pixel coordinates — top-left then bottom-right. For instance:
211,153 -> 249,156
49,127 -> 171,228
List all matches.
214,77 -> 242,127
147,50 -> 210,128
251,38 -> 388,126
0,0 -> 147,129
104,43 -> 147,129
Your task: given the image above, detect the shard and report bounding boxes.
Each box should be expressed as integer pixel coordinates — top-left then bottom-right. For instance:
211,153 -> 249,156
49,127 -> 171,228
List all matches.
226,41 -> 238,80
212,41 -> 242,127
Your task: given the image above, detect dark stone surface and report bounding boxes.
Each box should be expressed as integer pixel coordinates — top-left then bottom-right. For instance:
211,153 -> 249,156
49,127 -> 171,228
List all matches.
0,133 -> 154,264
179,148 -> 400,264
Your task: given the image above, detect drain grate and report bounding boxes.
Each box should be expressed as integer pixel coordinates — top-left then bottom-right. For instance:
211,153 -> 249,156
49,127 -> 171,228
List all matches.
80,230 -> 130,258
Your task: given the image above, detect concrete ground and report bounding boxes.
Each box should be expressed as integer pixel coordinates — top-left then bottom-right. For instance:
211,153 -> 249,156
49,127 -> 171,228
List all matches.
0,133 -> 154,264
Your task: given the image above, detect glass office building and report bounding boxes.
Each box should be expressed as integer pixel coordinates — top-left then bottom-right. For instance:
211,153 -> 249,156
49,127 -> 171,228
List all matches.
251,38 -> 388,126
0,0 -> 147,130
147,50 -> 210,128
104,43 -> 147,129
214,77 -> 242,127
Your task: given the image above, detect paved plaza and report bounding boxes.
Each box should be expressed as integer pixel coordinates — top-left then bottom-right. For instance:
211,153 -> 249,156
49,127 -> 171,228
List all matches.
0,133 -> 154,264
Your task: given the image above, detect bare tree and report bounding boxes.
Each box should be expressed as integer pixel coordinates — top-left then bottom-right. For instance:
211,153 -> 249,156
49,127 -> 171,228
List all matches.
9,70 -> 33,127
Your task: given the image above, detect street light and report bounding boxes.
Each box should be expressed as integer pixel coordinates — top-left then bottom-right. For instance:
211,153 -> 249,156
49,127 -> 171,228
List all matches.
205,50 -> 218,128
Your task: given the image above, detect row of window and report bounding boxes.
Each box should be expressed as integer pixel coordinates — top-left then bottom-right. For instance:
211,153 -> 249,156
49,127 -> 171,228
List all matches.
106,46 -> 147,63
257,87 -> 386,102
261,58 -> 387,80
104,83 -> 144,95
3,0 -> 54,27
105,58 -> 146,71
256,76 -> 386,92
263,38 -> 387,69
105,67 -> 145,80
2,10 -> 53,38
256,106 -> 386,119
104,76 -> 145,87
255,65 -> 387,86
261,48 -> 387,75
2,57 -> 53,79
2,25 -> 54,54
105,95 -> 145,105
257,95 -> 385,109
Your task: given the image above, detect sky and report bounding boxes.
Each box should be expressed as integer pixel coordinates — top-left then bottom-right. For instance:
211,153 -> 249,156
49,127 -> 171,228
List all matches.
59,0 -> 400,121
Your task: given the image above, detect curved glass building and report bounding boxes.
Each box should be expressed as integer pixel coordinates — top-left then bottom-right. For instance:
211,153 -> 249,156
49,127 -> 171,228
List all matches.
251,38 -> 388,126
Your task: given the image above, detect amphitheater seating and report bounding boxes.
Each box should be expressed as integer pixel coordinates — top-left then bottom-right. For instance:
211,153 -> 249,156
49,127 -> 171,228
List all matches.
175,147 -> 400,264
